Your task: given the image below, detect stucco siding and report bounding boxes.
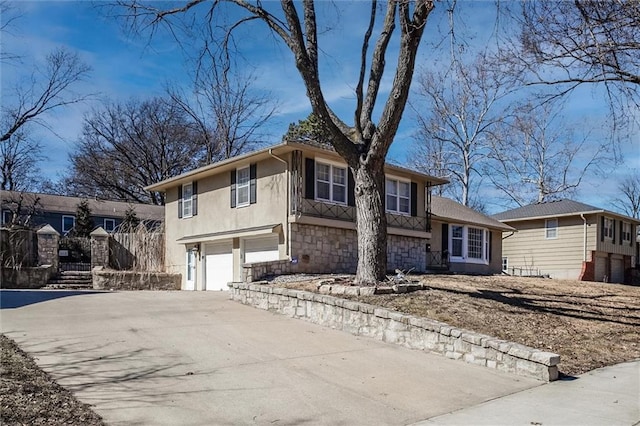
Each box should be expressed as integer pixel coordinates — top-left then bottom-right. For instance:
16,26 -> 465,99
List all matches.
164,157 -> 288,288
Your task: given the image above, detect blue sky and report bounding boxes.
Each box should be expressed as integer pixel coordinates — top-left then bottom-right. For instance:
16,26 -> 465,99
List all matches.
2,1 -> 638,213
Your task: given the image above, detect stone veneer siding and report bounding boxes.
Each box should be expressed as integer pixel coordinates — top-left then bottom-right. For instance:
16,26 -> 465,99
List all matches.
229,283 -> 560,382
93,269 -> 181,290
290,223 -> 426,274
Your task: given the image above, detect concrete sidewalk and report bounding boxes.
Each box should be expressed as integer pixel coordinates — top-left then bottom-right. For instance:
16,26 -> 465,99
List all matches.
416,359 -> 640,426
1,290 -> 540,425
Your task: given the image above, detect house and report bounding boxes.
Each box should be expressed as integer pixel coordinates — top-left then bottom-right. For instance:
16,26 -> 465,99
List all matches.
0,190 -> 164,235
493,199 -> 640,284
145,140 -> 452,290
428,196 -> 515,274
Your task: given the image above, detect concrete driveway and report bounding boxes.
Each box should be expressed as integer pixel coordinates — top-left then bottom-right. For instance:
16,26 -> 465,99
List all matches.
0,290 -> 541,425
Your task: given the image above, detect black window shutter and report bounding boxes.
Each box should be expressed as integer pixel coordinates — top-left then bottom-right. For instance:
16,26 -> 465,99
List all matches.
612,219 -> 616,244
631,224 -> 635,247
600,216 -> 605,242
441,223 -> 449,253
619,221 -> 623,245
192,181 -> 198,216
178,185 -> 183,218
250,163 -> 257,204
489,231 -> 493,262
410,182 -> 418,217
347,169 -> 355,207
230,170 -> 237,208
305,158 -> 315,199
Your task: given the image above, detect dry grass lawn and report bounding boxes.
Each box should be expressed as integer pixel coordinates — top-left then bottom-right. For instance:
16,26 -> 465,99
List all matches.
276,274 -> 640,377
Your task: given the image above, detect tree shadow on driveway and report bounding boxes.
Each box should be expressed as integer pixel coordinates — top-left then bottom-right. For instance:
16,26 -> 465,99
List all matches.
0,290 -> 109,309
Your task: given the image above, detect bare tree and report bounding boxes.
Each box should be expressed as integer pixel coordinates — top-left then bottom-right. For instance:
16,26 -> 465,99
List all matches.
0,191 -> 43,228
115,0 -> 435,284
65,97 -> 210,205
1,47 -> 92,143
487,102 -> 607,206
611,170 -> 640,219
167,64 -> 276,163
411,51 -> 514,207
0,122 -> 43,191
500,0 -> 640,151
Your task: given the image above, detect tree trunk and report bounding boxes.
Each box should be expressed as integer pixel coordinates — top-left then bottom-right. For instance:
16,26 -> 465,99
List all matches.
353,161 -> 387,285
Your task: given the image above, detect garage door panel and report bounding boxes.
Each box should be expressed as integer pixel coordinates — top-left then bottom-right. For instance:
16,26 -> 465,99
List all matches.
205,242 -> 233,291
244,236 -> 279,264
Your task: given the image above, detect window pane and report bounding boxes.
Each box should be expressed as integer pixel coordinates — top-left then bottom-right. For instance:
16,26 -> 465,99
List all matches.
237,186 -> 249,205
237,167 -> 250,185
63,216 -> 75,232
333,167 -> 345,185
183,199 -> 192,217
399,182 -> 410,198
317,163 -> 330,182
386,179 -> 397,195
387,194 -> 397,210
399,197 -> 410,213
468,227 -> 483,259
183,183 -> 193,198
317,181 -> 330,200
333,185 -> 346,203
451,225 -> 463,257
452,225 -> 463,238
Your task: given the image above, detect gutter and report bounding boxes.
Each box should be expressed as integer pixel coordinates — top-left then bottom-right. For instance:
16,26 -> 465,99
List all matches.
581,214 -> 587,262
269,149 -> 290,257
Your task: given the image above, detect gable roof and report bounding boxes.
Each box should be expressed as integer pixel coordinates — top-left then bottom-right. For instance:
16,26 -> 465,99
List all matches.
492,199 -> 640,224
145,140 -> 449,192
431,196 -> 514,231
1,190 -> 164,221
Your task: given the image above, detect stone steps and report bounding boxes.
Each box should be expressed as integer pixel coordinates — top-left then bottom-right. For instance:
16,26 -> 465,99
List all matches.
45,271 -> 93,289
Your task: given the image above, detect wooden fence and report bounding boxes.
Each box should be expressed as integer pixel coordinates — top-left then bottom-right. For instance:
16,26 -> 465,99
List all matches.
109,225 -> 164,271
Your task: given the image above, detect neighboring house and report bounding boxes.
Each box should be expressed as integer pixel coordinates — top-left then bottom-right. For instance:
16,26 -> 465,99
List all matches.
493,199 -> 640,284
0,190 -> 164,235
428,196 -> 515,275
146,140 -> 450,291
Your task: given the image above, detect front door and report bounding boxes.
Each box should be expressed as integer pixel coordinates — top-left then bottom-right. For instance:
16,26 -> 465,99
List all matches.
185,249 -> 197,290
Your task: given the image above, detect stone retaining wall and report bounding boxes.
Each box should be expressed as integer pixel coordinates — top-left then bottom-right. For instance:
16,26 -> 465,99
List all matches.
1,265 -> 55,289
230,283 -> 560,382
242,260 -> 293,282
93,268 -> 181,291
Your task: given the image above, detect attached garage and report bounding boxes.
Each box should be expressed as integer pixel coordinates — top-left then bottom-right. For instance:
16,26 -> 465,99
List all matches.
204,241 -> 233,291
594,254 -> 608,282
610,256 -> 625,283
243,235 -> 280,264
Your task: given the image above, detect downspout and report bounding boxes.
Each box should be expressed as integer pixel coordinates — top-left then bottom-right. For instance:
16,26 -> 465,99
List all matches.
269,149 -> 290,257
581,214 -> 587,261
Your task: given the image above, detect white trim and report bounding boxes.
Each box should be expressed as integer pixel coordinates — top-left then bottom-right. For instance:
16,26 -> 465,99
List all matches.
604,217 -> 614,240
104,218 -> 116,232
315,159 -> 347,205
182,182 -> 193,218
236,166 -> 251,208
545,218 -> 558,239
448,223 -> 489,265
385,176 -> 411,216
62,215 -> 75,233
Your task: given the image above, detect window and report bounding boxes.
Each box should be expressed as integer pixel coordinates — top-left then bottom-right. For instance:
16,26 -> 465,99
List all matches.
451,225 -> 464,257
623,223 -> 632,242
104,218 -> 116,232
604,217 -> 614,239
236,166 -> 250,207
182,183 -> 193,217
502,257 -> 508,272
386,178 -> 410,215
62,215 -> 75,234
545,218 -> 558,239
315,161 -> 347,204
2,210 -> 12,226
449,224 -> 489,264
468,227 -> 483,259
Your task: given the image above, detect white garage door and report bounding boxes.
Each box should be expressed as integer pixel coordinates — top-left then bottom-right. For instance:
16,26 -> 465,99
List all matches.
244,236 -> 279,264
611,257 -> 625,283
205,242 -> 233,291
594,255 -> 608,282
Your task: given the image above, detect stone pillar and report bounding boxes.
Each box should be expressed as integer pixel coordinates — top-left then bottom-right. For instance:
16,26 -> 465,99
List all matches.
90,227 -> 110,269
36,224 -> 60,270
